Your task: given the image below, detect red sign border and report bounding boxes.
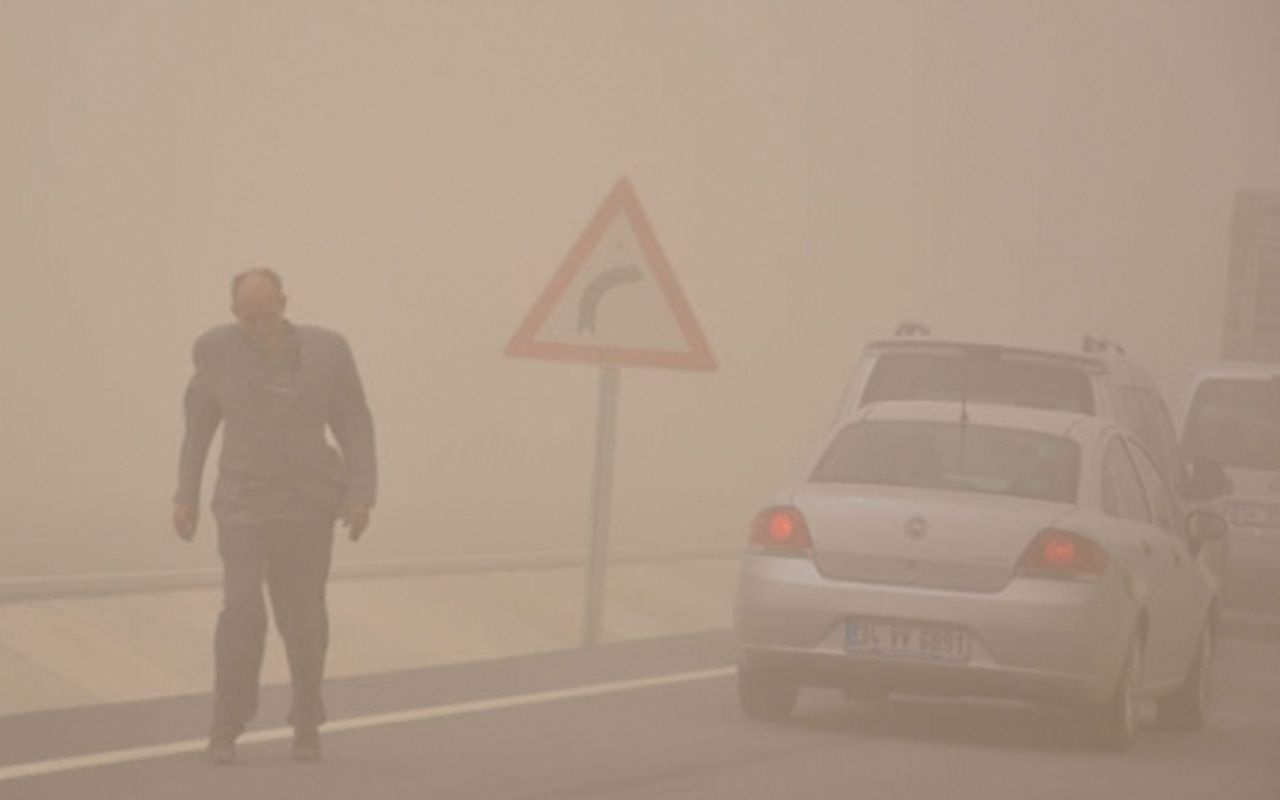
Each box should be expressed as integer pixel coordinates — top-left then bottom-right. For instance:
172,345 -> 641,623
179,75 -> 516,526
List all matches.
505,178 -> 717,371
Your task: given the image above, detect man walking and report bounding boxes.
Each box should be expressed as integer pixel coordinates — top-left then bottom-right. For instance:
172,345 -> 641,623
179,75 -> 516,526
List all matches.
173,268 -> 377,764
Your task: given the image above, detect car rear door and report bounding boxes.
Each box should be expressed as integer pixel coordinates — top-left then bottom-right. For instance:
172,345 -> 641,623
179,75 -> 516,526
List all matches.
1098,436 -> 1178,679
1126,437 -> 1209,683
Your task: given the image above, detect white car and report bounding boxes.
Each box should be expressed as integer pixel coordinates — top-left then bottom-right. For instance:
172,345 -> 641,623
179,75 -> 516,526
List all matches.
734,400 -> 1226,748
1181,363 -> 1280,541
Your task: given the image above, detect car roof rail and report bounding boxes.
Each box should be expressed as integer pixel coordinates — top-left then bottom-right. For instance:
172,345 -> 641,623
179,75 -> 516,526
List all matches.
894,320 -> 932,337
1082,334 -> 1126,355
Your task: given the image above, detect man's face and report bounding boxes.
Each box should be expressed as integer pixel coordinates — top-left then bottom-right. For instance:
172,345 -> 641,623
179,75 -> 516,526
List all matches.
232,274 -> 287,342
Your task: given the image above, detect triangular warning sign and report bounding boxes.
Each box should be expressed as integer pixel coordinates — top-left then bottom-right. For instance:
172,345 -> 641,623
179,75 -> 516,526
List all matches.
505,178 -> 717,371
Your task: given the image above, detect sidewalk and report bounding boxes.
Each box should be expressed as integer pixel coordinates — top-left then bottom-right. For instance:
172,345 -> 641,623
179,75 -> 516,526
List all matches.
5,552 -> 1274,720
0,557 -> 740,717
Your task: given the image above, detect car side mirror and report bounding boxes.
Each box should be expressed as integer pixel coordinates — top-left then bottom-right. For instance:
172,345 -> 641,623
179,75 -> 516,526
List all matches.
1185,508 -> 1229,554
1183,456 -> 1231,501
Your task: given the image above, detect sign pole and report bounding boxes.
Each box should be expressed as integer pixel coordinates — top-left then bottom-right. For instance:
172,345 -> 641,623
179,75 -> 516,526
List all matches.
583,363 -> 621,647
503,179 -> 716,647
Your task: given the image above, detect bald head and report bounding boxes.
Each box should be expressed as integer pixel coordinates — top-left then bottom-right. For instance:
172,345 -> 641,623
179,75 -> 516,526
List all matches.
231,268 -> 288,343
231,267 -> 283,300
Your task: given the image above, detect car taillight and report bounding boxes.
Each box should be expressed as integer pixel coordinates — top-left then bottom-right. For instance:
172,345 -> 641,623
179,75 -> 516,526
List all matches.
750,506 -> 813,555
1016,528 -> 1109,580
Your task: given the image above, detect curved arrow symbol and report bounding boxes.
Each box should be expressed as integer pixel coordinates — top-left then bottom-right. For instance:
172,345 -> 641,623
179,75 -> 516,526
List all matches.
578,265 -> 643,334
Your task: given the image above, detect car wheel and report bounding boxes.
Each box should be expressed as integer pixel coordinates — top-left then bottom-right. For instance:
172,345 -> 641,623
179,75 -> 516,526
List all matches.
1156,621 -> 1214,731
737,662 -> 798,721
1091,634 -> 1142,750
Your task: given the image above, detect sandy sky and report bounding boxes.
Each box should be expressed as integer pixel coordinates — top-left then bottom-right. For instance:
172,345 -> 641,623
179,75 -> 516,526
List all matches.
2,0 -> 1279,575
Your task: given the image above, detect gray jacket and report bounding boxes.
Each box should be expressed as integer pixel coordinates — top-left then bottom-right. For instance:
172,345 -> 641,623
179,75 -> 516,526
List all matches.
175,322 -> 377,525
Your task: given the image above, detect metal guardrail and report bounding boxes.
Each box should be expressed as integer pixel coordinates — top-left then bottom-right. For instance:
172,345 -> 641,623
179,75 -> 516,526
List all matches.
0,546 -> 742,604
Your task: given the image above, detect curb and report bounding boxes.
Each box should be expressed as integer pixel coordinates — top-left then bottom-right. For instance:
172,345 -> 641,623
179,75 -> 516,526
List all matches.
0,547 -> 742,604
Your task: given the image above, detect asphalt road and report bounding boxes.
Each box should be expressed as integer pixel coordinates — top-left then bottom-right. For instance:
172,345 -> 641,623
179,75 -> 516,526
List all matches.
2,624 -> 1278,800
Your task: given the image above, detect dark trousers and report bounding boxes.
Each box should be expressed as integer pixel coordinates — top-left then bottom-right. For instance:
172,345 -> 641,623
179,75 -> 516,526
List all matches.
212,519 -> 335,735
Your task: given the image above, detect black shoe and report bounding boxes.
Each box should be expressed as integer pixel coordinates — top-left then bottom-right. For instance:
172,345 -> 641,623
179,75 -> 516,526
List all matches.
291,726 -> 321,762
206,734 -> 237,765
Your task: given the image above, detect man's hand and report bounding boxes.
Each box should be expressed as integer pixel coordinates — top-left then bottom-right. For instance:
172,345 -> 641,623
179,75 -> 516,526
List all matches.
341,504 -> 371,542
173,502 -> 198,542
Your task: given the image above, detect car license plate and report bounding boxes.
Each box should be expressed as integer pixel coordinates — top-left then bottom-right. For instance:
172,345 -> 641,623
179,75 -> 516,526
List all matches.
1229,501 -> 1280,528
846,620 -> 972,663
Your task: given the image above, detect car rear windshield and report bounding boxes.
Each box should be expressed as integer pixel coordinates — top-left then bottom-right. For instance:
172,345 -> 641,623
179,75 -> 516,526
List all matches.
811,420 -> 1081,503
861,352 -> 1095,414
1183,378 -> 1280,471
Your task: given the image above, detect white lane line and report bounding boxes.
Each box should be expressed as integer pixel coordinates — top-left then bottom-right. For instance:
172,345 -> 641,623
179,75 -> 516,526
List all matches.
0,665 -> 735,783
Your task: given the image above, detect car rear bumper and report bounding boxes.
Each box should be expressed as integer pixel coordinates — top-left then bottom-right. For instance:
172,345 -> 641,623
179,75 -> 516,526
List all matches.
739,647 -> 1105,706
734,553 -> 1138,706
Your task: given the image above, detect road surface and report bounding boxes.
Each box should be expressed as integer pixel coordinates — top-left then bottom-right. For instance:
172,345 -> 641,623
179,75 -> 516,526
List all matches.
2,627 -> 1277,800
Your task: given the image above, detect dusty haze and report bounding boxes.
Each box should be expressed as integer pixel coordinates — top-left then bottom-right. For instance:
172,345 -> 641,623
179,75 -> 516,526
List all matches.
3,0 -> 1280,577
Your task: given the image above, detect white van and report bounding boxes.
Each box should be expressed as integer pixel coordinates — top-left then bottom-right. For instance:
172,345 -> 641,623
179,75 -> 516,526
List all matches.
1180,363 -> 1280,552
